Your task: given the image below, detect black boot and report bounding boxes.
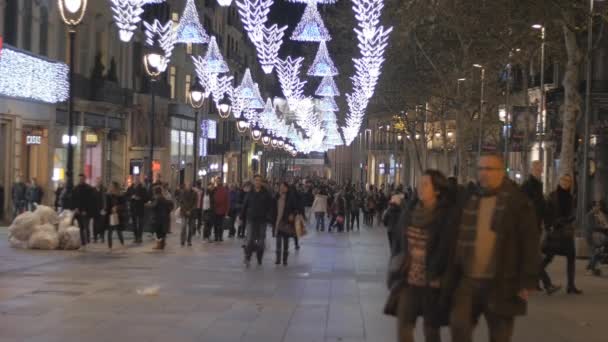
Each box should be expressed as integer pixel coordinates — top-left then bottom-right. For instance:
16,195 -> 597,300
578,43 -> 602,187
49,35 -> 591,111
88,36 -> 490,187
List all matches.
275,251 -> 281,265
282,251 -> 288,266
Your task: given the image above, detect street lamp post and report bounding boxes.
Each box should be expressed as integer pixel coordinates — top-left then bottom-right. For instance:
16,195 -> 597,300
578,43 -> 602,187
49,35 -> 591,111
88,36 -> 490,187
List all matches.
189,77 -> 205,185
532,24 -> 547,191
58,0 -> 87,209
143,42 -> 167,184
473,64 -> 485,161
504,59 -> 512,171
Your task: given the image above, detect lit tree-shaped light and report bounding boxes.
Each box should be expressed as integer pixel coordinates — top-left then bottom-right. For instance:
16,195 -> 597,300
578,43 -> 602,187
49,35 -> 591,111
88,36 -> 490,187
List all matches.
318,96 -> 339,112
203,37 -> 229,73
247,83 -> 265,109
111,0 -> 145,43
217,0 -> 233,6
238,68 -> 256,99
258,24 -> 287,74
259,98 -> 277,133
307,41 -> 338,76
175,0 -> 209,44
276,56 -> 307,101
243,108 -> 261,126
291,0 -> 331,42
236,0 -> 273,44
315,75 -> 340,97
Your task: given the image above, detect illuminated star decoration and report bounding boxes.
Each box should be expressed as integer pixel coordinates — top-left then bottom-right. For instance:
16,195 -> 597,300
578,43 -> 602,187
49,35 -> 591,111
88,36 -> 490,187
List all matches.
315,75 -> 340,97
111,0 -> 145,43
276,56 -> 307,102
342,0 -> 392,145
0,46 -> 69,103
236,0 -> 273,44
291,0 -> 331,42
238,68 -> 256,99
308,41 -> 338,76
259,24 -> 287,74
175,0 -> 209,44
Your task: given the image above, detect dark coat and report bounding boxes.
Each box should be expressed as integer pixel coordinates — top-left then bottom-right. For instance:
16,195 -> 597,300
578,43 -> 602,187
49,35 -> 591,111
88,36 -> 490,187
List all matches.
147,195 -> 173,227
241,187 -> 273,223
72,183 -> 96,214
12,182 -> 26,203
444,180 -> 540,317
106,193 -> 127,228
179,189 -> 197,217
521,176 -> 545,230
126,184 -> 148,216
25,185 -> 44,204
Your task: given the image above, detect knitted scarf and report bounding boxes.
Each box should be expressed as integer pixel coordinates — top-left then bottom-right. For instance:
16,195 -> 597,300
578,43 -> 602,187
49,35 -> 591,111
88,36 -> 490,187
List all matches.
456,183 -> 510,276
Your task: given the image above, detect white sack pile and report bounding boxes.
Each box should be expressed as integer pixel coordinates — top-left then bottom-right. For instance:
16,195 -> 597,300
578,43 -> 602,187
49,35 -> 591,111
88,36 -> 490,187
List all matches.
7,210 -> 80,250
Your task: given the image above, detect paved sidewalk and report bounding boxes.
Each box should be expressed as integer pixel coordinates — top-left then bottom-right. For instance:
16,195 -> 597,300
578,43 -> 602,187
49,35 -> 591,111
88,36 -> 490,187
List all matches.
0,224 -> 607,342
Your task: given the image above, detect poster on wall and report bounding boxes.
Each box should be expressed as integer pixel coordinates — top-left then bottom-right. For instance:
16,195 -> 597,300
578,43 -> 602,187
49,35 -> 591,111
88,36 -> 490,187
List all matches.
201,119 -> 217,139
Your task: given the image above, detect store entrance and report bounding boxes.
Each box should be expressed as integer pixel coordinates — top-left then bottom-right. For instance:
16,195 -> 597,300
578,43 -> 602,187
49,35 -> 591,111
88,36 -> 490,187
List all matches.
85,143 -> 103,184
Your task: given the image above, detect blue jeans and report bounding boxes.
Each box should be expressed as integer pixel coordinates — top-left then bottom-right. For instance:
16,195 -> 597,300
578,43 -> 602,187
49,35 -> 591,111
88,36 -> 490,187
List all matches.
315,212 -> 325,231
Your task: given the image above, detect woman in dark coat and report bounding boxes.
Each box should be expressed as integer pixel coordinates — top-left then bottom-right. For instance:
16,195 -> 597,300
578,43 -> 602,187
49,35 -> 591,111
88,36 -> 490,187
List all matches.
274,182 -> 300,266
105,182 -> 127,249
388,170 -> 460,342
540,174 -> 582,294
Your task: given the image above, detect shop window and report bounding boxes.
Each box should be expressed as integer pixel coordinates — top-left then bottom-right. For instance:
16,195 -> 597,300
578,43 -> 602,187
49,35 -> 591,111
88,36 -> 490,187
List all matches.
185,74 -> 191,104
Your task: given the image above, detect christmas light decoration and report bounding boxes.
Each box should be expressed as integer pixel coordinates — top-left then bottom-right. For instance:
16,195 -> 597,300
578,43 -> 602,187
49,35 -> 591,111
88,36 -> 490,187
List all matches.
175,0 -> 209,44
276,56 -> 307,101
258,24 -> 287,74
238,68 -> 256,99
58,0 -> 88,27
247,83 -> 265,109
144,20 -> 176,60
217,0 -> 233,6
259,98 -> 277,133
342,0 -> 393,145
236,0 -> 273,43
318,96 -> 339,112
0,46 -> 69,103
244,108 -> 261,126
191,56 -> 214,98
315,75 -> 340,97
230,86 -> 249,119
202,36 -> 229,73
307,41 -> 338,76
291,0 -> 331,42
111,0 -> 145,43
143,0 -> 165,3
287,0 -> 337,3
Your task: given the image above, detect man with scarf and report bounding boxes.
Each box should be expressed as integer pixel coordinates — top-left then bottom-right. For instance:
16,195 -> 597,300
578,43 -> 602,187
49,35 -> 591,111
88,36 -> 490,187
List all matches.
446,154 -> 540,342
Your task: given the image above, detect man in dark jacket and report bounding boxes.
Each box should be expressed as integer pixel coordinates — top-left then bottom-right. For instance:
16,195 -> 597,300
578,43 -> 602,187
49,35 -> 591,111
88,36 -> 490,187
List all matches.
72,174 -> 96,247
12,177 -> 27,219
179,182 -> 197,247
241,175 -> 273,266
25,178 -> 44,211
521,160 -> 545,232
126,176 -> 148,244
447,154 -> 540,342
147,186 -> 173,250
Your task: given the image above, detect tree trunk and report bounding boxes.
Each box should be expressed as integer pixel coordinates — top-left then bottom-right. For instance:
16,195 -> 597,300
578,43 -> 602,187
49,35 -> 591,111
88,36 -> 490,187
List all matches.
559,22 -> 583,178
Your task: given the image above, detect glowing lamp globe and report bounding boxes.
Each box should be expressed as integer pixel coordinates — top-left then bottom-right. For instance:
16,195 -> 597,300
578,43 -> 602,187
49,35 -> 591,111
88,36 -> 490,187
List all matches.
190,77 -> 205,108
217,95 -> 231,119
143,44 -> 167,78
278,139 -> 285,148
217,0 -> 233,6
261,135 -> 271,146
271,137 -> 278,148
59,0 -> 88,27
251,125 -> 262,140
236,118 -> 249,133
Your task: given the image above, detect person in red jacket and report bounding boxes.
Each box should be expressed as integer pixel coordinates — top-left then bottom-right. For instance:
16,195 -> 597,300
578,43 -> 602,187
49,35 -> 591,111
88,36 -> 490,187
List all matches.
212,177 -> 230,242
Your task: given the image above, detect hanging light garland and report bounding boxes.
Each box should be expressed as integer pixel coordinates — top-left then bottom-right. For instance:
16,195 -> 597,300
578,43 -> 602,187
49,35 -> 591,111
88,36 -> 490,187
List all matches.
111,0 -> 145,43
247,83 -> 265,109
217,0 -> 233,6
143,19 -> 176,72
287,0 -> 337,3
258,24 -> 287,74
276,56 -> 307,102
175,0 -> 209,44
236,0 -> 273,44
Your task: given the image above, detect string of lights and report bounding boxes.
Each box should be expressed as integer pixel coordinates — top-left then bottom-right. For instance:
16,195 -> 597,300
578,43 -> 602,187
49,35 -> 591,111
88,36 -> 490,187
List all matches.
111,0 -> 145,43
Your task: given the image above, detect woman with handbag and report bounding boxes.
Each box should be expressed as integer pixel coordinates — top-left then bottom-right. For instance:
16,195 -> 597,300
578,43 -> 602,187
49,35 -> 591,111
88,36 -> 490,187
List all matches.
386,170 -> 459,342
540,174 -> 582,295
106,182 -> 127,250
274,182 -> 299,266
